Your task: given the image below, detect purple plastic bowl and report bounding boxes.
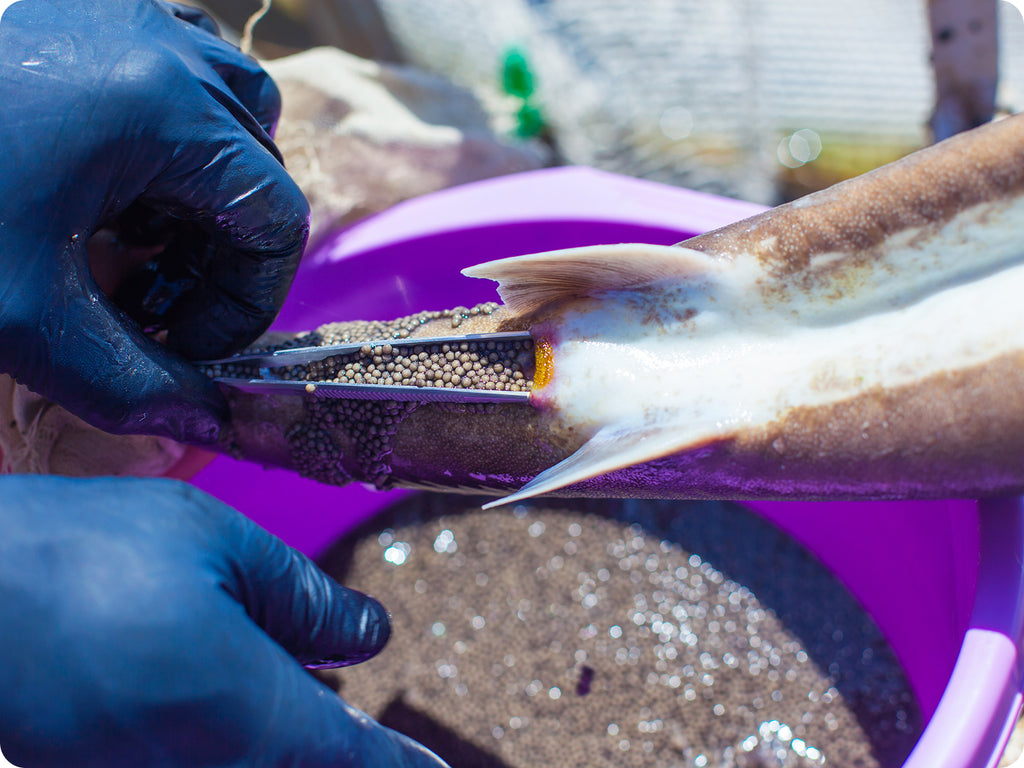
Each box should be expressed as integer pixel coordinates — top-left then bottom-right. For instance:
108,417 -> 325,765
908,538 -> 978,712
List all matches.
190,167 -> 1024,768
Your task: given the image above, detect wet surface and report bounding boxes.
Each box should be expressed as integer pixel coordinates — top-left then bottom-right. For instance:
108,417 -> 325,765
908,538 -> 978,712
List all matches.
318,495 -> 920,767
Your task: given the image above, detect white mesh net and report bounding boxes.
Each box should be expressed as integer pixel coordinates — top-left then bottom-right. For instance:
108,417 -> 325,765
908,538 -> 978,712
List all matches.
371,0 -> 1024,203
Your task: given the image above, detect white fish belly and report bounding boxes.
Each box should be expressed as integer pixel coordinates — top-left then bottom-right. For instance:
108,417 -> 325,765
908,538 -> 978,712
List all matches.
549,259 -> 1024,456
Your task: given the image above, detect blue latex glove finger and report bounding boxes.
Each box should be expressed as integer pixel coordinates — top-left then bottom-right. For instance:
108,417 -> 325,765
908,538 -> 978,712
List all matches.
211,485 -> 390,668
150,3 -> 280,140
100,19 -> 307,362
0,476 -> 448,768
134,92 -> 307,360
0,0 -> 309,441
185,23 -> 284,137
160,4 -> 282,138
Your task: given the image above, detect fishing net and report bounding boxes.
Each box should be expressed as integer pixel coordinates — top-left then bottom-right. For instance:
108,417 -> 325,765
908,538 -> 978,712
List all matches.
368,0 -> 1024,203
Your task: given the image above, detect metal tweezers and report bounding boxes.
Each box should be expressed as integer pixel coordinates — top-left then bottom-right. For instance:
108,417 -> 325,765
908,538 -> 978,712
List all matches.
201,331 -> 534,404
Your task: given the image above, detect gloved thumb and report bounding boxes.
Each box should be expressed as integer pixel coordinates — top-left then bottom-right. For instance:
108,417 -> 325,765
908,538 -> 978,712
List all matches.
260,664 -> 452,768
217,506 -> 391,668
206,498 -> 450,766
1,254 -> 226,443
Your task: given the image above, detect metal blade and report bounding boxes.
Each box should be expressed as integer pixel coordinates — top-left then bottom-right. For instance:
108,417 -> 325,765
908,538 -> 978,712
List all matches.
200,331 -> 534,369
216,378 -> 532,404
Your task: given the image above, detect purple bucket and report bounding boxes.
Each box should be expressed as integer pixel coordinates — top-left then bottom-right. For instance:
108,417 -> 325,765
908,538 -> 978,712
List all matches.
190,167 -> 1024,768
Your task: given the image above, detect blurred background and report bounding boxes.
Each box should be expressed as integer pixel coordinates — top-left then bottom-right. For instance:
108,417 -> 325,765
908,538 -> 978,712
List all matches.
190,0 -> 1024,206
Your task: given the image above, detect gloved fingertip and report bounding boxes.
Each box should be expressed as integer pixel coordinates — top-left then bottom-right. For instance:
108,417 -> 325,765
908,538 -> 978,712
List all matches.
161,389 -> 228,445
223,63 -> 282,139
111,383 -> 226,445
130,358 -> 228,444
302,596 -> 391,670
132,350 -> 230,444
48,293 -> 230,444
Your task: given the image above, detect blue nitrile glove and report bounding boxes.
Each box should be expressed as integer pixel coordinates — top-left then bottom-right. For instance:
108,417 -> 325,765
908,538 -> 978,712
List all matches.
0,0 -> 310,444
0,476 -> 448,768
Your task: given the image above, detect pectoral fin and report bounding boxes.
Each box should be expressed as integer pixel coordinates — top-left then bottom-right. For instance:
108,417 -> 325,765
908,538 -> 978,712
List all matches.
463,243 -> 721,317
482,420 -> 724,509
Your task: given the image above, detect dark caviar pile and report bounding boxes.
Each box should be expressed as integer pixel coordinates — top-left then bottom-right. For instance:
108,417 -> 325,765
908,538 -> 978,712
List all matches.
318,496 -> 920,768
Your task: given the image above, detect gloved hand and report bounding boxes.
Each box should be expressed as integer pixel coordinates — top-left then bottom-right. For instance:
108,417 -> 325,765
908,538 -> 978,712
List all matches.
0,1 -> 310,444
0,476 -> 448,768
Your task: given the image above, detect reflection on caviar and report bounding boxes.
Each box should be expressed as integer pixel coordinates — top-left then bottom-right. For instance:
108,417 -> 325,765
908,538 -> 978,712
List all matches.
318,497 -> 921,768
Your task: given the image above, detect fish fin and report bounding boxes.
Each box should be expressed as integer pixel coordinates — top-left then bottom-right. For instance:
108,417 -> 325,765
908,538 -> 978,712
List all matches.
463,243 -> 720,316
482,421 -> 723,509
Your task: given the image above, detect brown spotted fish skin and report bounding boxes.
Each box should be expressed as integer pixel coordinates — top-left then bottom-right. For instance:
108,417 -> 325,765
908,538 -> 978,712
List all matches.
686,115 -> 1024,278
647,114 -> 1024,500
220,114 -> 1024,503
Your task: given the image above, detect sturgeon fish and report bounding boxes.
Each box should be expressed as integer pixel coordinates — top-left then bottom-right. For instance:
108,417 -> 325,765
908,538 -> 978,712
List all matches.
219,113 -> 1024,505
